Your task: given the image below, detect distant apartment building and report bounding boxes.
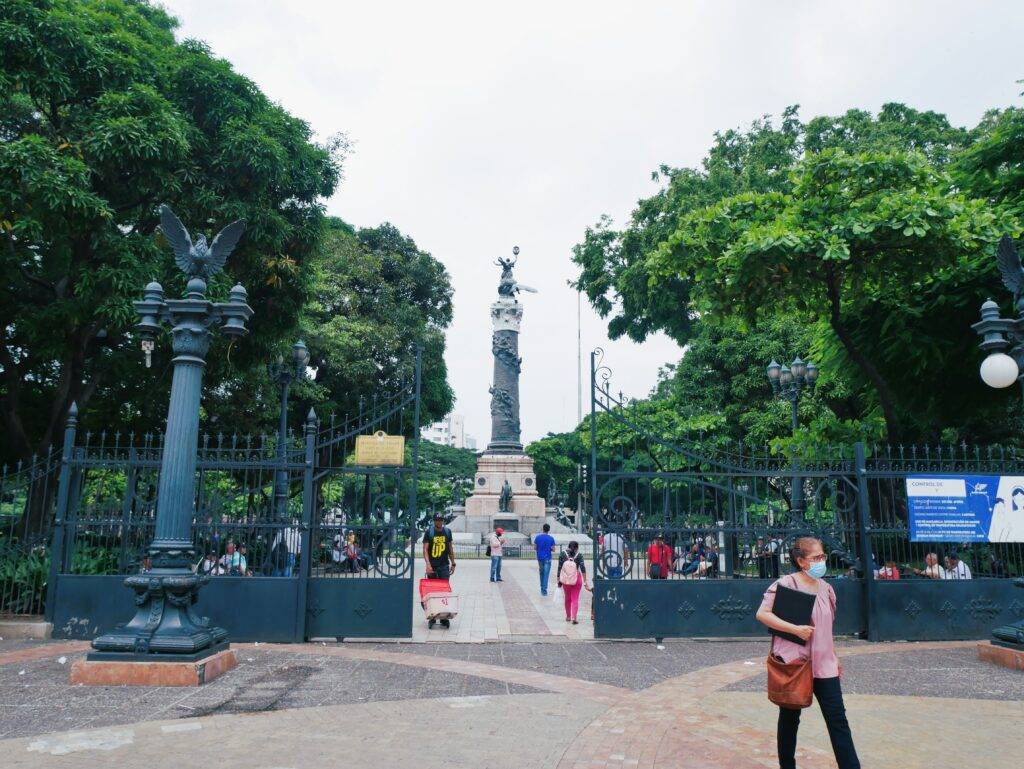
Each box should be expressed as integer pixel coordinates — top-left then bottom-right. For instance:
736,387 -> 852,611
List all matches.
422,413 -> 476,450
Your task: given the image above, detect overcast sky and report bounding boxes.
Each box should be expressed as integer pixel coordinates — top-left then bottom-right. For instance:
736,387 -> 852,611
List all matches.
162,0 -> 1023,445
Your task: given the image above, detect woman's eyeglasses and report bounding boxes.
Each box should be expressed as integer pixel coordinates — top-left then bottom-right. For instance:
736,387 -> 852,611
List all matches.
805,554 -> 828,563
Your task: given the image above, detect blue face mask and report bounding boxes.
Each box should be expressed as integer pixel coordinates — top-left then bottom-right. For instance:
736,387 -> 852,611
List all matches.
806,561 -> 827,579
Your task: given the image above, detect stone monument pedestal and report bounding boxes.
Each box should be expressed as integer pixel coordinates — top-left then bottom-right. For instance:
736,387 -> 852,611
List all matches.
464,453 -> 546,535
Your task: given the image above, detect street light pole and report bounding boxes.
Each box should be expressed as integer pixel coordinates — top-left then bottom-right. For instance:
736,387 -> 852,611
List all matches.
91,205 -> 251,661
767,356 -> 819,519
971,236 -> 1024,651
268,341 -> 310,521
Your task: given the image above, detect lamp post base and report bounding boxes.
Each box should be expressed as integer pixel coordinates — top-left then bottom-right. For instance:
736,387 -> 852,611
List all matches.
991,621 -> 1024,652
91,573 -> 227,657
71,647 -> 237,686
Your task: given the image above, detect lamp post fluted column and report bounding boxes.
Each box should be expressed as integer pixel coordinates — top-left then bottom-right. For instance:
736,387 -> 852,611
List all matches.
767,357 -> 819,519
269,341 -> 310,520
91,205 -> 251,660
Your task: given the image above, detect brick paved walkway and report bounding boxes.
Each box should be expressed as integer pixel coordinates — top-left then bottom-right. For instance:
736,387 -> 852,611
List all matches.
0,637 -> 1019,768
411,558 -> 593,641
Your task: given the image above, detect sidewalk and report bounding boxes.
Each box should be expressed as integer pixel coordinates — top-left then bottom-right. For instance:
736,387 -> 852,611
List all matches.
410,558 -> 594,642
2,639 -> 1019,768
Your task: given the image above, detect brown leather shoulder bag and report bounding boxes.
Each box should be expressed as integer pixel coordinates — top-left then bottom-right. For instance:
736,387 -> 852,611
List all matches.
766,577 -> 813,709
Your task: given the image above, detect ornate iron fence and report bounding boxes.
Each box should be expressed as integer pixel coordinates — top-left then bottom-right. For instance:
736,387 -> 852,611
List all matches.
589,349 -> 1024,641
38,351 -> 423,641
1,452 -> 60,616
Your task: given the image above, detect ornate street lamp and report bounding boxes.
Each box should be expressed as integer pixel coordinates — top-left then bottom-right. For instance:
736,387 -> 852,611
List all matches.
973,300 -> 1024,395
972,236 -> 1024,651
767,356 -> 820,517
91,205 -> 251,661
268,340 -> 310,520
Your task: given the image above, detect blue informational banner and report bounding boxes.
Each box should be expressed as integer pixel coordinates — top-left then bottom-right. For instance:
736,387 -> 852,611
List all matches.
906,475 -> 1024,542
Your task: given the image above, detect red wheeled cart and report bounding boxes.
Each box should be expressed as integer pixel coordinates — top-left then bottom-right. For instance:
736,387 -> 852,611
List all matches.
419,578 -> 459,628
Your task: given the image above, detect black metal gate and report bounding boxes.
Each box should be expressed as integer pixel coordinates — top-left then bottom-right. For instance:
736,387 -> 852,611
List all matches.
588,349 -> 1024,641
304,366 -> 421,640
44,354 -> 422,642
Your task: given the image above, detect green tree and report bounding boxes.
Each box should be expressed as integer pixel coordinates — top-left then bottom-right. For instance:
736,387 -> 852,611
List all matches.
526,430 -> 586,508
654,150 -> 1014,440
959,105 -> 1024,216
415,440 -> 477,514
0,0 -> 340,463
572,107 -> 802,344
200,218 -> 455,436
572,104 -> 969,349
576,104 -> 1019,443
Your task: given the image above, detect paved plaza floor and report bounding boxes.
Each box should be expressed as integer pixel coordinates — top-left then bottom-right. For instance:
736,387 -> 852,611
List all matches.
410,558 -> 594,642
1,560 -> 1021,768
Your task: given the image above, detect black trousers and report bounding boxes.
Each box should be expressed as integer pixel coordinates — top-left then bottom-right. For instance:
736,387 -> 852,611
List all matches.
777,676 -> 860,769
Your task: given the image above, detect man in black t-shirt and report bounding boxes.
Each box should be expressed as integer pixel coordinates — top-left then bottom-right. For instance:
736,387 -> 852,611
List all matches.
423,513 -> 456,581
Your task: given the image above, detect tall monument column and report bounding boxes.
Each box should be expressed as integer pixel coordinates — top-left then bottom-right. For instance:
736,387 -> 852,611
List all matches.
463,247 -> 546,533
487,277 -> 524,453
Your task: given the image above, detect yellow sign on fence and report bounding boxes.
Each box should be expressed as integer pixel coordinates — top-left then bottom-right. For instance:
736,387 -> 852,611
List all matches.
354,431 -> 406,466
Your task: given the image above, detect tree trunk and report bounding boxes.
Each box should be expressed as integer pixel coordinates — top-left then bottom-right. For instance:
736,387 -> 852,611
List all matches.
826,268 -> 902,441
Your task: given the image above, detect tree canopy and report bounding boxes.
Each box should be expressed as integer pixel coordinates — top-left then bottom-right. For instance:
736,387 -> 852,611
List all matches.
0,1 -> 455,464
573,102 -> 1024,449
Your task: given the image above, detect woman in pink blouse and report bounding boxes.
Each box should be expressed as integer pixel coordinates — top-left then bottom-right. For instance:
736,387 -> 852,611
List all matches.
755,536 -> 861,769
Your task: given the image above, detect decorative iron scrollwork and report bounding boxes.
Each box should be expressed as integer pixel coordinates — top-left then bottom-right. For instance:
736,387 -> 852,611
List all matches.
710,596 -> 750,621
677,602 -> 696,619
376,546 -> 413,578
964,597 -> 1001,620
599,495 -> 636,528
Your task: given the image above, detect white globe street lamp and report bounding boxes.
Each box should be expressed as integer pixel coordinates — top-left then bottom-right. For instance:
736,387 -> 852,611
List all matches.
980,352 -> 1019,389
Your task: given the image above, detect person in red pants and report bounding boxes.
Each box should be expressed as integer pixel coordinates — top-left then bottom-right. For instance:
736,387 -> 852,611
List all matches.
557,541 -> 588,623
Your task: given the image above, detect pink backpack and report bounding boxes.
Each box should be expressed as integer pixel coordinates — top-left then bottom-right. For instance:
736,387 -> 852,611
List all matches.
559,555 -> 579,586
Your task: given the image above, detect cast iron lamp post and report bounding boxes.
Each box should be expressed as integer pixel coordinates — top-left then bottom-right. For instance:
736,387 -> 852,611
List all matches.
972,298 -> 1024,398
269,340 -> 310,520
971,236 -> 1024,651
91,205 -> 251,660
766,357 -> 819,518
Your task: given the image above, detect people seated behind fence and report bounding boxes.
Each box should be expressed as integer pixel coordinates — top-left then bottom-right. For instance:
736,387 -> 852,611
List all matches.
196,550 -> 223,576
678,543 -> 702,576
912,552 -> 946,580
238,543 -> 254,576
647,533 -> 674,579
138,555 -> 152,574
944,552 -> 972,580
755,536 -> 781,579
332,530 -> 367,573
219,540 -> 247,576
602,529 -> 629,578
876,560 -> 901,580
270,519 -> 302,577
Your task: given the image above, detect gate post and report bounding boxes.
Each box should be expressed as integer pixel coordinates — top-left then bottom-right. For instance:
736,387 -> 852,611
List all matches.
409,347 -> 422,582
853,442 -> 878,641
295,408 -> 317,642
589,351 -> 599,579
44,402 -> 78,623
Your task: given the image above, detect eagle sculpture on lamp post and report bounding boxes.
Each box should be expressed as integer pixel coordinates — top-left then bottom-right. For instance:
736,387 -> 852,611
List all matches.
159,204 -> 246,281
995,235 -> 1024,309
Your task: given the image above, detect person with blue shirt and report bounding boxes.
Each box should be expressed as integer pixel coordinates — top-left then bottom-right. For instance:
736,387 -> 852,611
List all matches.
533,524 -> 557,595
